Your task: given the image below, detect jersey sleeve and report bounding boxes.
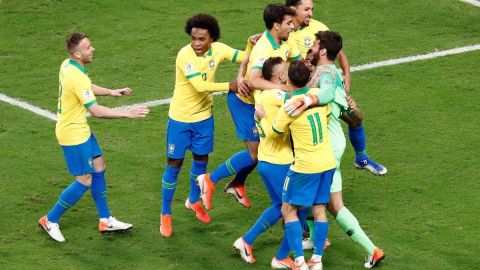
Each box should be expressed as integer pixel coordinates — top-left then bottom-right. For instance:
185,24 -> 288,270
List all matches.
219,42 -> 247,63
314,72 -> 336,105
71,76 -> 96,108
269,104 -> 293,137
287,39 -> 302,61
249,46 -> 268,71
176,50 -> 229,92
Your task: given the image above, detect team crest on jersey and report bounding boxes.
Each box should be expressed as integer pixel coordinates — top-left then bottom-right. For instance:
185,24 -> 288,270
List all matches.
275,90 -> 285,100
304,37 -> 312,47
255,57 -> 266,67
285,50 -> 290,59
168,143 -> 175,154
83,90 -> 91,99
252,127 -> 259,137
209,60 -> 215,69
185,63 -> 194,72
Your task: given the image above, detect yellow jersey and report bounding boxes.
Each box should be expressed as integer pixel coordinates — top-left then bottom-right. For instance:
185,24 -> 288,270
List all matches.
169,42 -> 248,123
55,59 -> 97,146
269,87 -> 335,173
240,30 -> 302,104
256,89 -> 294,165
289,19 -> 329,58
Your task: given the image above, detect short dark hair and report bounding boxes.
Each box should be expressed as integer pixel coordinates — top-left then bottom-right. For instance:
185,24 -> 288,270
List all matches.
288,60 -> 311,88
315,30 -> 343,61
263,3 -> 296,30
262,57 -> 284,81
185,14 -> 220,41
66,33 -> 87,53
285,0 -> 303,7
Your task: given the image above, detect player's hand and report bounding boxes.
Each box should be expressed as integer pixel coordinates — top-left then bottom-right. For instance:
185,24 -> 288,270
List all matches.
128,106 -> 149,119
111,87 -> 133,97
343,74 -> 351,93
229,80 -> 238,93
248,33 -> 262,45
284,94 -> 316,117
254,104 -> 265,120
236,77 -> 251,97
347,95 -> 357,111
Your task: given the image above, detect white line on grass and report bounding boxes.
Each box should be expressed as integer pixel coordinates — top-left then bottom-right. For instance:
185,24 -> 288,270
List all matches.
0,93 -> 58,121
351,44 -> 480,72
459,0 -> 480,7
2,44 -> 480,121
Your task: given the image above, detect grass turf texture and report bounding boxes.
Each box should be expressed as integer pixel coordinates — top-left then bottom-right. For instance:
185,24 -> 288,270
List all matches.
1,0 -> 479,269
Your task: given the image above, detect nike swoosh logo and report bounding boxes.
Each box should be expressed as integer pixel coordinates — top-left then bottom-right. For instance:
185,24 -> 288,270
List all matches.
45,225 -> 51,232
234,189 -> 243,199
243,246 -> 250,257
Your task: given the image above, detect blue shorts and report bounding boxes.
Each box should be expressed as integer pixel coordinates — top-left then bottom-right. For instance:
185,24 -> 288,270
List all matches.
282,169 -> 335,207
61,134 -> 102,176
258,161 -> 290,206
227,92 -> 259,142
166,116 -> 214,159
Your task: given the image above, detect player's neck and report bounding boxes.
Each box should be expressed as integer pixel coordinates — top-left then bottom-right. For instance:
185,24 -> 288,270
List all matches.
318,58 -> 334,66
70,57 -> 86,68
292,19 -> 302,30
268,30 -> 282,46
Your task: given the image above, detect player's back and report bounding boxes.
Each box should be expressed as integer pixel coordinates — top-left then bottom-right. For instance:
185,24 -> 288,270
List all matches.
285,92 -> 335,174
256,89 -> 293,165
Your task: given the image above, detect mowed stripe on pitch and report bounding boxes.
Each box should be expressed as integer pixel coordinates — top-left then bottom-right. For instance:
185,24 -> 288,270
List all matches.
2,44 -> 480,121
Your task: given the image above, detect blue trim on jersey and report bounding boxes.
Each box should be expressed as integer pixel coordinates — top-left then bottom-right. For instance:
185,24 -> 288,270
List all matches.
61,133 -> 102,176
227,91 -> 259,142
165,116 -> 214,159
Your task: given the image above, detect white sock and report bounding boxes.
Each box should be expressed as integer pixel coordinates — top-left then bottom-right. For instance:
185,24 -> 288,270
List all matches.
311,254 -> 322,262
295,256 -> 305,265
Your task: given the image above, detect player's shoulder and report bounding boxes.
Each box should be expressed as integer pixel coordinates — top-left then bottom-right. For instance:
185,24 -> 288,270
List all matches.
211,41 -> 228,50
261,89 -> 286,103
177,44 -> 195,58
309,19 -> 329,31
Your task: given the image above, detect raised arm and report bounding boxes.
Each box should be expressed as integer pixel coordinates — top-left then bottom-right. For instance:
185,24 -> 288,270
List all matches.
336,49 -> 351,92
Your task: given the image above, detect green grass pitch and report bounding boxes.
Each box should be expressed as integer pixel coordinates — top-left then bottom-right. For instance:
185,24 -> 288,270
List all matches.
1,0 -> 479,269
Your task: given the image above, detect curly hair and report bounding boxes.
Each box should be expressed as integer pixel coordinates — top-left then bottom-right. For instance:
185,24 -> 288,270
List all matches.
185,14 -> 220,41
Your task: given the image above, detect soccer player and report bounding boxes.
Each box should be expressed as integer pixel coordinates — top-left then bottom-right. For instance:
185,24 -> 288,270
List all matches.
256,60 -> 336,270
303,30 -> 386,268
232,57 -> 298,268
197,3 -> 302,210
160,14 -> 255,238
286,0 -> 387,176
38,33 -> 150,242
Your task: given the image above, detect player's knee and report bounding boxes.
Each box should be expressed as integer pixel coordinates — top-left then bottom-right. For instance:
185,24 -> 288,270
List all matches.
312,204 -> 327,222
76,174 -> 92,187
192,153 -> 208,163
167,158 -> 184,168
93,156 -> 106,172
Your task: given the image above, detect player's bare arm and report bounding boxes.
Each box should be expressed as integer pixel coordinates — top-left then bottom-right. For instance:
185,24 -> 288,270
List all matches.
88,103 -> 149,119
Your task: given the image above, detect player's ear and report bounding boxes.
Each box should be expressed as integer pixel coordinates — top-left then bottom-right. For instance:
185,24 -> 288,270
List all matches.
73,51 -> 81,59
274,22 -> 280,31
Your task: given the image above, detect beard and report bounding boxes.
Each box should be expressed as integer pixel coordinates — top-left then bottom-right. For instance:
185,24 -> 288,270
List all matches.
310,51 -> 320,66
